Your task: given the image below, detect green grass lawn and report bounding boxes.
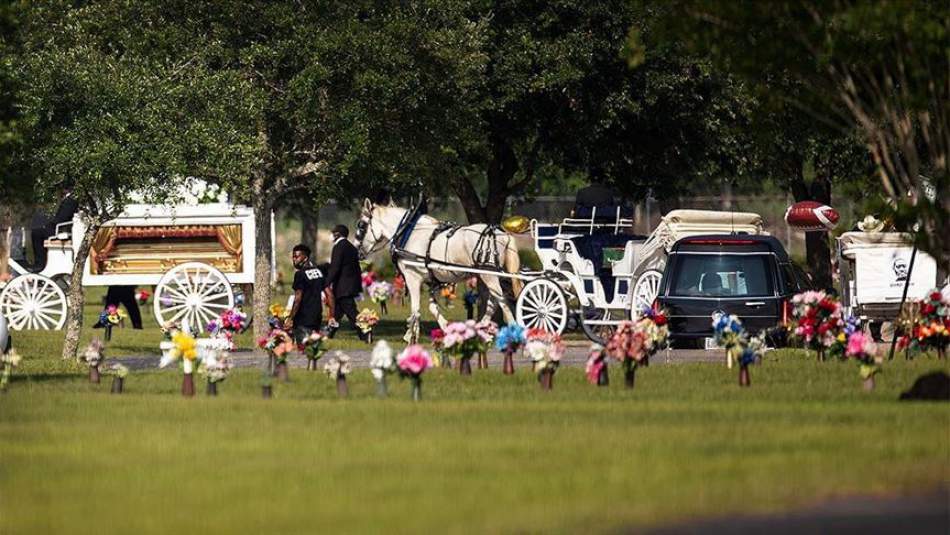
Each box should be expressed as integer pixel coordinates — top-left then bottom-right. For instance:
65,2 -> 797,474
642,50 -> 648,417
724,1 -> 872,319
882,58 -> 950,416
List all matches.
1,342 -> 948,534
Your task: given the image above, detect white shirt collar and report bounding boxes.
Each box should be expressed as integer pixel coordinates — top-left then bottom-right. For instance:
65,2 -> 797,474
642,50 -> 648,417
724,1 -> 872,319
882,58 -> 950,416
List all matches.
333,236 -> 344,246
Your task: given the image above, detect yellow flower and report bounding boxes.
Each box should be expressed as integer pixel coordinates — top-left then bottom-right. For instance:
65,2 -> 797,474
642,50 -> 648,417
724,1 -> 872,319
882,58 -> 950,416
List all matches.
269,304 -> 287,319
172,331 -> 197,361
837,333 -> 846,343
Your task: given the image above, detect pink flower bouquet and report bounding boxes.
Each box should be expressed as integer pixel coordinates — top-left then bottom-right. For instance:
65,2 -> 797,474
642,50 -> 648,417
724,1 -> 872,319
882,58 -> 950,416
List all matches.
398,344 -> 433,401
845,331 -> 881,389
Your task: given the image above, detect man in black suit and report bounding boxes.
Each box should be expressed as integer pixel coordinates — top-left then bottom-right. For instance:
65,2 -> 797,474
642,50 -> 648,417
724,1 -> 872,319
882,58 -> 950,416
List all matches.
325,224 -> 364,339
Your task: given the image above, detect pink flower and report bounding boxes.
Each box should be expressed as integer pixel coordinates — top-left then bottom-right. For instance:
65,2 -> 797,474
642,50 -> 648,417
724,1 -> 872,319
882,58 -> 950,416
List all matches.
398,345 -> 432,375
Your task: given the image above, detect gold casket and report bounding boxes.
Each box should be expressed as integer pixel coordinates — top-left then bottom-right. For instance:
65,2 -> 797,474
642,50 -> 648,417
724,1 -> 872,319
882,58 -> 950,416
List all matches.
89,224 -> 243,275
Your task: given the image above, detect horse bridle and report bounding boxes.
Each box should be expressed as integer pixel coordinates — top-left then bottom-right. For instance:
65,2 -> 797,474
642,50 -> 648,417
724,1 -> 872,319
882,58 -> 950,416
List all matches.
355,208 -> 389,259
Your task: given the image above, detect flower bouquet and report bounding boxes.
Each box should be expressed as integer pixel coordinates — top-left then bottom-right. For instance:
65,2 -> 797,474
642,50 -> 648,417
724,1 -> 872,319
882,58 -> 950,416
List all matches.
898,290 -> 949,359
712,313 -> 747,369
441,285 -> 457,306
585,344 -> 609,386
198,350 -> 233,396
361,270 -> 377,291
99,304 -> 126,341
633,306 -> 670,367
397,344 -> 432,401
474,320 -> 497,369
525,328 -> 564,390
206,308 -> 247,351
257,328 -> 294,382
108,363 -> 129,394
605,322 -> 650,389
299,331 -> 327,371
846,331 -> 881,390
495,323 -> 525,375
712,314 -> 765,386
370,340 -> 396,397
356,308 -> 379,343
442,320 -> 483,375
81,338 -> 105,383
324,351 -> 353,397
1,348 -> 22,392
134,289 -> 150,306
429,328 -> 448,368
159,330 -> 199,396
789,290 -> 844,361
369,280 -> 393,315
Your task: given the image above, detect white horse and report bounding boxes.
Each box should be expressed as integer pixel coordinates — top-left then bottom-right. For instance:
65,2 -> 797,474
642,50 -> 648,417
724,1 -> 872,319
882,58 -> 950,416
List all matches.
355,198 -> 522,342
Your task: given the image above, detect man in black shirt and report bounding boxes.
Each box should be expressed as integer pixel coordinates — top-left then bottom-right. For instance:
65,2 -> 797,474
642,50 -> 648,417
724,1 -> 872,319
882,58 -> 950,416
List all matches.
286,244 -> 333,344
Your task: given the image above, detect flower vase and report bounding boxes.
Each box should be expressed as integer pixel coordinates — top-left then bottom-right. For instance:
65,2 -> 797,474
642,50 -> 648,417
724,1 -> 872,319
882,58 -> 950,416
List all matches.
441,353 -> 452,369
104,325 -> 112,341
938,344 -> 947,360
477,351 -> 488,369
366,331 -> 373,344
411,376 -> 422,401
336,375 -> 349,397
207,380 -> 218,396
261,385 -> 272,398
380,302 -> 388,315
376,376 -> 388,398
181,373 -> 195,397
269,355 -> 277,376
539,368 -> 554,390
503,352 -> 515,375
739,364 -> 751,387
89,366 -> 100,384
597,363 -> 609,386
816,347 -> 825,362
624,363 -> 636,389
307,358 -> 318,371
276,361 -> 289,382
460,357 -> 472,375
110,376 -> 123,394
863,375 -> 875,391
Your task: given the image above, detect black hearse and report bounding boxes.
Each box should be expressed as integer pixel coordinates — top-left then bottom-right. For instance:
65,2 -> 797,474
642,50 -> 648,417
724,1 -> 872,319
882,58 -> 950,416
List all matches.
656,234 -> 812,348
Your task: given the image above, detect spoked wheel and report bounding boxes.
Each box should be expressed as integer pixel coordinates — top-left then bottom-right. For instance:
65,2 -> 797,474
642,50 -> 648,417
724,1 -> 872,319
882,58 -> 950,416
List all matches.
154,262 -> 234,334
580,307 -> 628,346
515,278 -> 569,335
632,270 -> 663,314
0,274 -> 68,330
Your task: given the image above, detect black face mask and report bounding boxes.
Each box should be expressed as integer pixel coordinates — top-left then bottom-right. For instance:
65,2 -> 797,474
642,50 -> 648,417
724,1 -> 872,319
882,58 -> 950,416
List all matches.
293,257 -> 309,269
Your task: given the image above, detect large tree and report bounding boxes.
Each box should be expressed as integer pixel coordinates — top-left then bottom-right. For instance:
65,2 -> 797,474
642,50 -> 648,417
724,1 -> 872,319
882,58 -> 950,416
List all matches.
17,1 -> 262,358
650,0 -> 950,267
17,1 -> 492,350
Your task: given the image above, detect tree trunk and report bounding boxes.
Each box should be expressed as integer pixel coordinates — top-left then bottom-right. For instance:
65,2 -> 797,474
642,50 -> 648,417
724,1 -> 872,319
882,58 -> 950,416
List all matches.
300,209 -> 319,259
790,170 -> 833,289
252,177 -> 275,352
62,217 -> 100,360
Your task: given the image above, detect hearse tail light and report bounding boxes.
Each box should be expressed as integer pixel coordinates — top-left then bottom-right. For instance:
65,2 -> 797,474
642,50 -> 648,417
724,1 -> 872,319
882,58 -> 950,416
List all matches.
781,299 -> 792,326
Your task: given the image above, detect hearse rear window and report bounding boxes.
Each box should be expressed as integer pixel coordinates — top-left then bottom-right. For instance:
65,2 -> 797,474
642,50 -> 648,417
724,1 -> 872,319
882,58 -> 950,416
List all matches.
671,254 -> 773,297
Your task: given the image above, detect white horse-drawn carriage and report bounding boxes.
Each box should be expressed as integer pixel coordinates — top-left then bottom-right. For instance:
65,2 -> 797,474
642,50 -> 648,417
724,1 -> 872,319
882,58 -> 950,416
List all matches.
356,197 -> 766,344
1,203 -> 272,334
517,208 -> 766,343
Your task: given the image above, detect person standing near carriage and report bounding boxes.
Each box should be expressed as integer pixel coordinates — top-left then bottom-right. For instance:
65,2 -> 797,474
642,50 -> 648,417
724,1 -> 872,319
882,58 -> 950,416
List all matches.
285,244 -> 333,344
325,225 -> 364,340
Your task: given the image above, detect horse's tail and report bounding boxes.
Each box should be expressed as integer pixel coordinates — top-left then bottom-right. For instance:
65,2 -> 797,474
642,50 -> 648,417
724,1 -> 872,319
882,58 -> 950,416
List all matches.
503,239 -> 522,297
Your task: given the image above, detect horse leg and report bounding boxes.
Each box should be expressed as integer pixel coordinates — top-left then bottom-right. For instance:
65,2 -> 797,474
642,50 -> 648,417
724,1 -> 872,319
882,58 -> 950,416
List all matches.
427,285 -> 449,329
480,274 -> 516,324
403,269 -> 425,343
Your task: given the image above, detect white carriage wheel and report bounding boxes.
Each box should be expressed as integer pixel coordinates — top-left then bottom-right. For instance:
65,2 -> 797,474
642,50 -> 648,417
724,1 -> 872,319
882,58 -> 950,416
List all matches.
632,270 -> 663,314
515,278 -> 568,335
154,262 -> 234,334
0,274 -> 68,330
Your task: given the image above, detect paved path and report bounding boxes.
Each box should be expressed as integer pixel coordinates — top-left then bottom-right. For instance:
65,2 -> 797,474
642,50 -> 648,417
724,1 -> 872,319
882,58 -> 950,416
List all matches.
115,345 -> 728,371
